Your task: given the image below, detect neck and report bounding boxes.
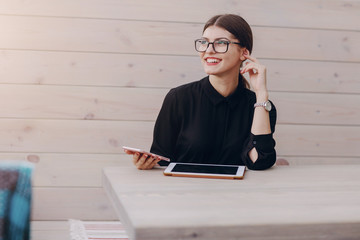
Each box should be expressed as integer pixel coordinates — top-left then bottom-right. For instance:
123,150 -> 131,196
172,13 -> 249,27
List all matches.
209,73 -> 239,97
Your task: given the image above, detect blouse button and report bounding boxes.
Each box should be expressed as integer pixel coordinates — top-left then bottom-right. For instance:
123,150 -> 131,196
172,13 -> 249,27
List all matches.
253,140 -> 257,145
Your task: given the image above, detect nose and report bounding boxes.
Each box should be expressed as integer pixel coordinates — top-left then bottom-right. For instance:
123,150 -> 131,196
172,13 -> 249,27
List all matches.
205,42 -> 216,53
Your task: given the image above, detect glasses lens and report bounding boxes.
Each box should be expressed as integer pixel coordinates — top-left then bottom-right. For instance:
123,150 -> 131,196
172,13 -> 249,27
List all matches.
213,40 -> 229,53
195,39 -> 230,53
195,39 -> 208,52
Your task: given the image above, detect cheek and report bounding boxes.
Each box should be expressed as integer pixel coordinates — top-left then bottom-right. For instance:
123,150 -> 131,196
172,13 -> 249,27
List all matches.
225,55 -> 242,66
198,54 -> 206,64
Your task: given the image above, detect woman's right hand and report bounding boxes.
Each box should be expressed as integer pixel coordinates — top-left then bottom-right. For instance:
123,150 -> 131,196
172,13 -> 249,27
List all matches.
124,150 -> 161,170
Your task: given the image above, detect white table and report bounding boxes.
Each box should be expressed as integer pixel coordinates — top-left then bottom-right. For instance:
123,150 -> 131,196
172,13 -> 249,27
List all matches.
103,165 -> 360,240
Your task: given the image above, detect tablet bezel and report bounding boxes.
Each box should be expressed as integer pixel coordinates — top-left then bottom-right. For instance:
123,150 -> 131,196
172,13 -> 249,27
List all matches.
163,162 -> 245,179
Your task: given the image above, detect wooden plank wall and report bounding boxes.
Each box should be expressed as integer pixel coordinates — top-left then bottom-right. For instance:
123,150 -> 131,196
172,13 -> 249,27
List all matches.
0,0 -> 359,221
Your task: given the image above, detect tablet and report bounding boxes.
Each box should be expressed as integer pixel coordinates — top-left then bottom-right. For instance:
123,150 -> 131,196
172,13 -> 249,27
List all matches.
163,162 -> 245,180
122,146 -> 170,162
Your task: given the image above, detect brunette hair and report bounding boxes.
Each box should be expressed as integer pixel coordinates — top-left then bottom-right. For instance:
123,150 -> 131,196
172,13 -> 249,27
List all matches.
203,14 -> 253,88
203,14 -> 253,54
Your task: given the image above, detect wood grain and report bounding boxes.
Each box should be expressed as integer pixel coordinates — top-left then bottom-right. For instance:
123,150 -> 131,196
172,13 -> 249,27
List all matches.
1,153 -> 358,189
0,50 -> 203,88
1,0 -> 359,30
275,124 -> 360,157
277,156 -> 360,165
1,51 -> 359,94
273,92 -> 360,125
1,15 -> 359,61
103,165 -> 360,239
1,85 -> 359,125
0,119 -> 154,153
1,153 -> 131,187
31,221 -> 70,240
0,85 -> 166,121
32,187 -> 117,220
0,119 -> 359,157
0,0 -> 358,223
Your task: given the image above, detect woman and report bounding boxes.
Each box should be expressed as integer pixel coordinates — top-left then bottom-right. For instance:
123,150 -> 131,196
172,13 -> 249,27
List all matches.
126,14 -> 276,170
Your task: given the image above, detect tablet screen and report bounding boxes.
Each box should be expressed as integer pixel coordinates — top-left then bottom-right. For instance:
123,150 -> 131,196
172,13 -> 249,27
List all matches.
171,164 -> 238,175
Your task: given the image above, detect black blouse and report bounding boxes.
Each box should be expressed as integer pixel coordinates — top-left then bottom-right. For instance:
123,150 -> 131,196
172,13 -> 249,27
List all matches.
150,75 -> 277,170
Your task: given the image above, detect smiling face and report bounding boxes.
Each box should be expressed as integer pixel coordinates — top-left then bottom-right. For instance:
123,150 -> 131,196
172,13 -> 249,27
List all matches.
199,26 -> 246,78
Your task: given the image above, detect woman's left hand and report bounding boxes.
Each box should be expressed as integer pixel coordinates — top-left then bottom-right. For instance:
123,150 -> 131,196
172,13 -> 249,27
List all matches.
240,51 -> 268,98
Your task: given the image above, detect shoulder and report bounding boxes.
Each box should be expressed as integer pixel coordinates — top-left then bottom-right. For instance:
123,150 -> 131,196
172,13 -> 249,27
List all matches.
170,77 -> 206,94
165,77 -> 207,100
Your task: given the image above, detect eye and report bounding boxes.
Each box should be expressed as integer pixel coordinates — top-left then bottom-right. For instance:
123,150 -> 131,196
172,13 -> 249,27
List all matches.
198,40 -> 208,45
215,40 -> 229,45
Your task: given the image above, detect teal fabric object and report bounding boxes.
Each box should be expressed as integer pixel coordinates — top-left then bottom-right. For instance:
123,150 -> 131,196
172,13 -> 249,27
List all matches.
0,161 -> 33,240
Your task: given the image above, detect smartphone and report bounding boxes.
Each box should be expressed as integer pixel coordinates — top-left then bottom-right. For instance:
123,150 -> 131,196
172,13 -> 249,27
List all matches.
164,162 -> 245,180
122,146 -> 170,162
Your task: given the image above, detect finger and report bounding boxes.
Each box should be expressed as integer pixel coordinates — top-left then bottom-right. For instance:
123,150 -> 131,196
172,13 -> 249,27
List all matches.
143,155 -> 160,168
125,149 -> 136,155
140,155 -> 160,169
141,155 -> 154,168
136,153 -> 149,169
243,52 -> 259,63
248,68 -> 257,77
241,63 -> 259,74
242,61 -> 250,68
247,64 -> 265,76
243,62 -> 264,73
148,157 -> 161,169
132,152 -> 141,165
241,61 -> 256,69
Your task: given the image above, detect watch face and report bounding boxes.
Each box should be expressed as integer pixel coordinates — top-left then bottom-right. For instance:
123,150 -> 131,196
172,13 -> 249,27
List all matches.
264,101 -> 272,111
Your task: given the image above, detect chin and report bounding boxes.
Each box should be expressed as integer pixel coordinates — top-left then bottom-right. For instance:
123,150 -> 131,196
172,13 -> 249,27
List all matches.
202,67 -> 218,75
203,69 -> 222,76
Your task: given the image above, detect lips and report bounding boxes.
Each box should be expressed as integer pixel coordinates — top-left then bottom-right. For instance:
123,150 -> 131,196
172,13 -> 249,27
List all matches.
205,57 -> 221,65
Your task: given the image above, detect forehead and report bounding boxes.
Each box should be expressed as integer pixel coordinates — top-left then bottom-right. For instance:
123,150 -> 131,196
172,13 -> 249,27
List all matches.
202,26 -> 235,40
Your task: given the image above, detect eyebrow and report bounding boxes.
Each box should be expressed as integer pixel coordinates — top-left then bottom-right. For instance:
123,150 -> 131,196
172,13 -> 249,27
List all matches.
201,37 -> 231,41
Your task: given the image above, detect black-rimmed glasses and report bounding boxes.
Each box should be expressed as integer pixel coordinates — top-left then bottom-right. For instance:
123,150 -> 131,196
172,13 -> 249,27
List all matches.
194,39 -> 242,53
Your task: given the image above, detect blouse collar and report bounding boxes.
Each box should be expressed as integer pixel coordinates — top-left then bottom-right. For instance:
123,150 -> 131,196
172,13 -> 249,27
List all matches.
202,75 -> 246,108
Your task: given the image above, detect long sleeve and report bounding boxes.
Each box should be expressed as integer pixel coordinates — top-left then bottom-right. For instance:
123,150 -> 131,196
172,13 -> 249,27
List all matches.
150,89 -> 180,165
242,102 -> 277,170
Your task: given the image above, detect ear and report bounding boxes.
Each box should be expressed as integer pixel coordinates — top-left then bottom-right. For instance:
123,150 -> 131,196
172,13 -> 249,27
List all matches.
240,48 -> 248,61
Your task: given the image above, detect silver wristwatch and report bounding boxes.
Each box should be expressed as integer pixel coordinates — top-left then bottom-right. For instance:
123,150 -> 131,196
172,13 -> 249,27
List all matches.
254,100 -> 272,112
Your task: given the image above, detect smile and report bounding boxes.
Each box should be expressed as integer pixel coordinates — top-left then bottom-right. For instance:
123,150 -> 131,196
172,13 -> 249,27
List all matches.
205,58 -> 221,64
